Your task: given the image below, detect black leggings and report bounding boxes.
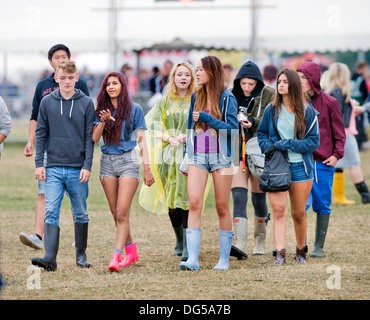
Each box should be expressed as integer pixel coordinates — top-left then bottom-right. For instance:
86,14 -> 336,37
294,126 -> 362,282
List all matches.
168,208 -> 189,229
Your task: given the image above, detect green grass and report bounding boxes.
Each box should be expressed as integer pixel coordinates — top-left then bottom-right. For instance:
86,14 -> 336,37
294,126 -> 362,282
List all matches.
0,141 -> 369,300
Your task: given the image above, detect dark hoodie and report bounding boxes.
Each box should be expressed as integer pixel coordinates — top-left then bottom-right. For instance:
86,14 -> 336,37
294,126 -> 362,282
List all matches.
30,72 -> 89,121
35,89 -> 95,171
296,62 -> 346,162
232,61 -> 275,141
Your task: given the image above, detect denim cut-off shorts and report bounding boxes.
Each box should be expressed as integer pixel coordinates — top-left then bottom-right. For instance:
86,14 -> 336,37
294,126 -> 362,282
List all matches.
290,161 -> 313,183
100,149 -> 140,181
189,152 -> 232,173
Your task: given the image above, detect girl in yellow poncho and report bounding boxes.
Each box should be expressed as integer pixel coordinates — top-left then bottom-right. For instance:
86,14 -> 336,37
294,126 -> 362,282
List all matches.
139,62 -> 197,261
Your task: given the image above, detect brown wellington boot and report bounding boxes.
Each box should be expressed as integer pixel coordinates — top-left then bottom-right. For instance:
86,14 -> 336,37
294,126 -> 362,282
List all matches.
271,248 -> 286,266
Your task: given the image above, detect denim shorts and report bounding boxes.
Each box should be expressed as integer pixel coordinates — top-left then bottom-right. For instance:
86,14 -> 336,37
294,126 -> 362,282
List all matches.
290,161 -> 313,183
100,149 -> 140,181
188,152 -> 232,173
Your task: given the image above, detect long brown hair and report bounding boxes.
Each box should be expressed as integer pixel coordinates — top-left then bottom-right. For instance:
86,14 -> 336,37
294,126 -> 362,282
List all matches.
194,56 -> 226,130
272,68 -> 306,139
96,72 -> 132,146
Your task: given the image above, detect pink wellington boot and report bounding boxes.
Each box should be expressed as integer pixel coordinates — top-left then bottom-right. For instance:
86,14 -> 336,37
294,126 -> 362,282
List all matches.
119,241 -> 139,268
108,252 -> 123,272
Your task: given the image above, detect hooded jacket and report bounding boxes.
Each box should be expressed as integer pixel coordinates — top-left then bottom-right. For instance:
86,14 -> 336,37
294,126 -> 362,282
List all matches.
296,62 -> 346,162
232,61 -> 275,141
30,72 -> 89,122
186,88 -> 239,164
35,89 -> 95,171
257,103 -> 320,177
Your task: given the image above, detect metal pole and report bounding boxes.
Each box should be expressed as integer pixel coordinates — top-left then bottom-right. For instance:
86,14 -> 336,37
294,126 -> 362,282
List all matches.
250,0 -> 257,60
108,0 -> 118,71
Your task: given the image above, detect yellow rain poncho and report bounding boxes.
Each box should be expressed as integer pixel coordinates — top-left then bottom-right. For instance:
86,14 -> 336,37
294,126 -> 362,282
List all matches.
139,93 -> 211,214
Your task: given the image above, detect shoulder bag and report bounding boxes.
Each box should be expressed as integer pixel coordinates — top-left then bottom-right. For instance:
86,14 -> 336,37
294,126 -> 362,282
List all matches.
259,108 -> 291,192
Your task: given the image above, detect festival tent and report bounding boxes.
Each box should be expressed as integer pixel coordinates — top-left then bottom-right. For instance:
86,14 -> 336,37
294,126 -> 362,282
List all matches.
0,0 -> 370,79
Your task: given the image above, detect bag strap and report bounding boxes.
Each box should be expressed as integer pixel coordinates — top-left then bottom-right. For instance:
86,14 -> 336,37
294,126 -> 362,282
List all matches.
271,106 -> 282,141
256,86 -> 265,118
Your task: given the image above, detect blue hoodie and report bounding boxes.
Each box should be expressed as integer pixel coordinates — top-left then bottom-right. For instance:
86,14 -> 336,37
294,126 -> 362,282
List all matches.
35,89 -> 95,171
186,88 -> 239,164
257,103 -> 320,177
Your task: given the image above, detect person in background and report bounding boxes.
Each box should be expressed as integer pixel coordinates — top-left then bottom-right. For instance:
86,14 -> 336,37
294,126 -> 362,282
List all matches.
296,61 -> 346,258
20,44 -> 89,251
155,60 -> 174,94
263,64 -> 278,89
138,62 -> 197,262
257,68 -> 320,265
92,72 -> 154,272
179,56 -> 238,271
326,63 -> 370,205
230,61 -> 275,260
350,61 -> 368,151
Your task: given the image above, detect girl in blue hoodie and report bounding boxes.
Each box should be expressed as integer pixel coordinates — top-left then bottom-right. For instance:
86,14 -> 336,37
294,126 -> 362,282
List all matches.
179,56 -> 238,271
257,68 -> 320,265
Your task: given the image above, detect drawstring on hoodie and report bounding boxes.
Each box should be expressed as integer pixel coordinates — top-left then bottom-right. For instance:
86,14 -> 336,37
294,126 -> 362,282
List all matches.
60,99 -> 74,118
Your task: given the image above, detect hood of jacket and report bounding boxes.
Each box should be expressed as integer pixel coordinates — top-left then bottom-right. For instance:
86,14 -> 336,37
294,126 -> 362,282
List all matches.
50,88 -> 86,118
232,61 -> 265,102
296,61 -> 322,95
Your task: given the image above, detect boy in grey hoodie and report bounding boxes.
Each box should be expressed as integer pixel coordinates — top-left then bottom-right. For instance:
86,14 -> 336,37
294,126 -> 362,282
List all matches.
32,61 -> 95,271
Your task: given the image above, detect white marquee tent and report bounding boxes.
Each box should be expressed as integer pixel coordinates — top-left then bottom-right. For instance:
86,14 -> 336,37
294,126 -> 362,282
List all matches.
1,0 -> 370,81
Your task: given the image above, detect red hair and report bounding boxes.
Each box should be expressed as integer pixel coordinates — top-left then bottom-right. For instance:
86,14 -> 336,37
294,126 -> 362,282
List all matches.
96,72 -> 132,146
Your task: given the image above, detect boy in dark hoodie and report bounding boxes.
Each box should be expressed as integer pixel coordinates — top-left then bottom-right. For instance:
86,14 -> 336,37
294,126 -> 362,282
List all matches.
296,61 -> 346,258
20,44 -> 89,251
230,61 -> 275,259
32,61 -> 95,271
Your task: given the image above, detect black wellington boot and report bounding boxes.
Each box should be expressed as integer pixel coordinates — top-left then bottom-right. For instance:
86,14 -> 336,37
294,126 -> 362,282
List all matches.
355,181 -> 370,204
32,223 -> 60,271
75,222 -> 92,268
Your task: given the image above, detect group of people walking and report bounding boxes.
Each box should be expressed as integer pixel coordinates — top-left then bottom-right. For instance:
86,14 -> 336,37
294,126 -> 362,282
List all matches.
19,44 -> 370,272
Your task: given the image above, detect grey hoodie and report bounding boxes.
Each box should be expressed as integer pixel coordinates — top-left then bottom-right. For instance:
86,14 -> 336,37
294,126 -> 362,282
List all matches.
0,96 -> 11,153
35,89 -> 95,171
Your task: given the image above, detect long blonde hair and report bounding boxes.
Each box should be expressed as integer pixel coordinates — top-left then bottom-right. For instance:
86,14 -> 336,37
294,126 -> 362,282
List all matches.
164,61 -> 197,97
326,63 -> 351,103
194,56 -> 226,130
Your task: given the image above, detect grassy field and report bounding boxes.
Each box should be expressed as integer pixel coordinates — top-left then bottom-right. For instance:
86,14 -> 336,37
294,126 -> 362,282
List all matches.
0,123 -> 369,301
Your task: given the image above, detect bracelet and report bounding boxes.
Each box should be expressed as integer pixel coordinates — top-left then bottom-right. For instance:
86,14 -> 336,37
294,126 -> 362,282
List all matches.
99,119 -> 107,123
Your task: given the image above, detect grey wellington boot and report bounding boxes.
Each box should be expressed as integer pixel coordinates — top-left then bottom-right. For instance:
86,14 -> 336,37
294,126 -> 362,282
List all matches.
74,222 -> 92,268
230,217 -> 248,260
173,225 -> 184,256
253,215 -> 268,255
31,223 -> 60,271
310,214 -> 330,258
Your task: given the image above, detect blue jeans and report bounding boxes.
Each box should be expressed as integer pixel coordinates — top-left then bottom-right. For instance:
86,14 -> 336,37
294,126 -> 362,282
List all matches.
45,167 -> 89,226
306,161 -> 335,215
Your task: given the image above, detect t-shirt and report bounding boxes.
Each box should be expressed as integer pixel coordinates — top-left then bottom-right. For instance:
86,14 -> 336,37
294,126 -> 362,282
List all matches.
96,102 -> 147,154
277,104 -> 303,163
194,110 -> 219,153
